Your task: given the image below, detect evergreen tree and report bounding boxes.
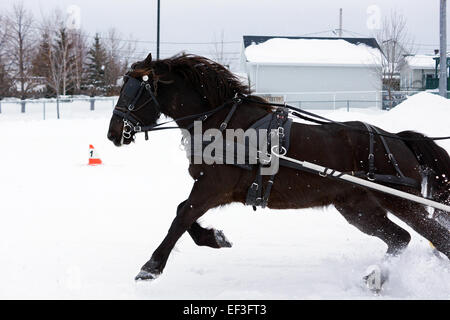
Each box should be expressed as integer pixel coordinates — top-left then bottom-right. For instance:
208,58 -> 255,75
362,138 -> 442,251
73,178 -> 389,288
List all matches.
0,56 -> 13,98
31,31 -> 53,96
85,34 -> 107,96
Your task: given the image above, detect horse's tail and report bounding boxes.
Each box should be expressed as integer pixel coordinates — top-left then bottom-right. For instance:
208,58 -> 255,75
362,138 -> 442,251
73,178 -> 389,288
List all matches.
396,131 -> 450,207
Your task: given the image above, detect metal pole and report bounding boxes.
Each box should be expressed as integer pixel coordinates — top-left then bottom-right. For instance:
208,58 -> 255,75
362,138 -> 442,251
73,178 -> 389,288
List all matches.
43,102 -> 46,120
157,0 -> 160,60
440,0 -> 447,97
339,8 -> 343,37
56,97 -> 60,119
375,91 -> 379,109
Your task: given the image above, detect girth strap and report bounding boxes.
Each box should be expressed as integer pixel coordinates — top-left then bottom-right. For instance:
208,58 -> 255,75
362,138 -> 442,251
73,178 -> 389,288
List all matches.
358,123 -> 419,188
245,166 -> 263,211
370,125 -> 407,178
245,107 -> 290,209
363,122 -> 376,180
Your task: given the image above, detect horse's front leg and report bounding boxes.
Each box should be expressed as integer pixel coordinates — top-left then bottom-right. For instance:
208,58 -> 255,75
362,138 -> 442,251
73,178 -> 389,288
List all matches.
135,183 -> 226,280
177,200 -> 232,249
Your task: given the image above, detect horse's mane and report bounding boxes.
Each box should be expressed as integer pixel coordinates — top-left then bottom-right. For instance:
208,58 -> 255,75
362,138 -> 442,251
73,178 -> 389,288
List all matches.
137,53 -> 251,107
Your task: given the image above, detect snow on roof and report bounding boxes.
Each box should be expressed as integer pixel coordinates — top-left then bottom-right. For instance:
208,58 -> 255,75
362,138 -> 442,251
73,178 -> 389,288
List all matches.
244,38 -> 383,66
404,55 -> 436,69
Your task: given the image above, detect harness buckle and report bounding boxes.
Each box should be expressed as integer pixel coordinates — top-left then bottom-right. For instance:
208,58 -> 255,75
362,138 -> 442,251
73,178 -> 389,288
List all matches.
219,122 -> 227,131
128,104 -> 135,111
257,151 -> 272,164
122,119 -> 133,139
277,126 -> 285,137
123,123 -> 132,133
319,171 -> 328,177
134,126 -> 142,132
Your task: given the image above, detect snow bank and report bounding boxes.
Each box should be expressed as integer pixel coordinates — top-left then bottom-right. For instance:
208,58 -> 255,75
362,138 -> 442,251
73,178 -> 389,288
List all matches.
312,92 -> 450,151
244,38 -> 383,65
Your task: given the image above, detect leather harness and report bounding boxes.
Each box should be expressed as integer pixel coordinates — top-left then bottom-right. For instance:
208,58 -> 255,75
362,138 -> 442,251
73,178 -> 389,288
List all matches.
112,75 -> 420,210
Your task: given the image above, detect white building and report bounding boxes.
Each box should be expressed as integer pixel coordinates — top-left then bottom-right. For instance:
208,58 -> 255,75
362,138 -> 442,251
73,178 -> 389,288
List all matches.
241,36 -> 384,109
399,54 -> 437,90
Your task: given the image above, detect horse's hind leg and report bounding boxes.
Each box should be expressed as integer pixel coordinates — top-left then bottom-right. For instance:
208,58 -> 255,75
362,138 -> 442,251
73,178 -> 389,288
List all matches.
177,200 -> 232,249
334,191 -> 411,256
380,198 -> 450,259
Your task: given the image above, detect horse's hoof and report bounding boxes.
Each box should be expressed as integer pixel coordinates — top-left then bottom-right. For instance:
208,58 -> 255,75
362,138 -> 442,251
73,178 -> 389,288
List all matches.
214,229 -> 232,248
135,269 -> 159,281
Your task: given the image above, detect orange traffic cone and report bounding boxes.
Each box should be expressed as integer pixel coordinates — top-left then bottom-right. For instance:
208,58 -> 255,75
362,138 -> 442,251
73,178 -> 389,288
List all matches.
88,144 -> 102,165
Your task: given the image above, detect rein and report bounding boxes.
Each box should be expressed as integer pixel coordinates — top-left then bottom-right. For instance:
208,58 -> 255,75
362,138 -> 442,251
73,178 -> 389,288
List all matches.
113,73 -> 450,143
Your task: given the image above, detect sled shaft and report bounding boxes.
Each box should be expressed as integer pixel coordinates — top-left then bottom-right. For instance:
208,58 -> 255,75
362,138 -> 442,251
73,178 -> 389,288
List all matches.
276,153 -> 450,213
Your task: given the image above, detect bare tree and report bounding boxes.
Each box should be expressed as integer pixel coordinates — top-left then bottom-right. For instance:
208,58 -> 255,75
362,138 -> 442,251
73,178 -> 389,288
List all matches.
70,30 -> 88,95
0,14 -> 9,55
104,28 -> 136,94
210,30 -> 232,68
36,11 -> 77,97
0,14 -> 13,98
5,2 -> 36,103
374,11 -> 415,107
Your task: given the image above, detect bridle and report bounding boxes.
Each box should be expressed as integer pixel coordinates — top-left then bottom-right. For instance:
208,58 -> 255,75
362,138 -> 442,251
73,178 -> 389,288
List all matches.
113,74 -> 162,140
112,73 -> 241,141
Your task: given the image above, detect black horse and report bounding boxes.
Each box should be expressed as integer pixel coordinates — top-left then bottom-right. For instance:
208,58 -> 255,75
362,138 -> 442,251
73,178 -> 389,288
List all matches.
108,53 -> 450,281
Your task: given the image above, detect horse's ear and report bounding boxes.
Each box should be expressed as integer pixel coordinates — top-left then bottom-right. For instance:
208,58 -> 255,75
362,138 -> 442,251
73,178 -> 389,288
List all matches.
144,53 -> 152,65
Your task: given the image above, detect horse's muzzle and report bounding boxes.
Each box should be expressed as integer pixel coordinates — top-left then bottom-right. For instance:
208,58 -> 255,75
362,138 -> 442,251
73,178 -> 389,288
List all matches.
108,114 -> 125,147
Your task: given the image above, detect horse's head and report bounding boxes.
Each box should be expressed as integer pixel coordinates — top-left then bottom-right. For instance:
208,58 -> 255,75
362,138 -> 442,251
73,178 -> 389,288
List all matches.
107,53 -> 173,146
108,52 -> 251,146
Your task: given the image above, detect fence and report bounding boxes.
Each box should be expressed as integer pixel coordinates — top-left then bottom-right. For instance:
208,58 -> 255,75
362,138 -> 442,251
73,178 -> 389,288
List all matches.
254,90 -> 446,111
1,90 -> 447,120
255,90 -> 383,111
0,96 -> 118,120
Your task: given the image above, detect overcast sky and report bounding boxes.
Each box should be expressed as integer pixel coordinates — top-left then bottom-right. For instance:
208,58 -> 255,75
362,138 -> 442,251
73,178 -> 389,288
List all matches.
1,0 -> 447,70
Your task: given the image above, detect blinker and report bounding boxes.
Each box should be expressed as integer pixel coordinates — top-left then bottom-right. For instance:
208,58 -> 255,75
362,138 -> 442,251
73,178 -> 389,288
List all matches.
117,77 -> 141,107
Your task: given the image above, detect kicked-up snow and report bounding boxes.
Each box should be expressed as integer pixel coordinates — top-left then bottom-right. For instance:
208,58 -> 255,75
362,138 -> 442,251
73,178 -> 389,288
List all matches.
0,93 -> 449,299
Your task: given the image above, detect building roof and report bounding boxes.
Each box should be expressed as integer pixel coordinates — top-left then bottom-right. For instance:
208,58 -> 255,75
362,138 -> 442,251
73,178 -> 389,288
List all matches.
242,36 -> 383,66
243,35 -> 382,50
404,55 -> 437,69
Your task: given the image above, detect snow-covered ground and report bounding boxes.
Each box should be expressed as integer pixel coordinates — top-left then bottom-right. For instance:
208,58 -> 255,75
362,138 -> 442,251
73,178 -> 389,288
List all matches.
0,92 -> 449,299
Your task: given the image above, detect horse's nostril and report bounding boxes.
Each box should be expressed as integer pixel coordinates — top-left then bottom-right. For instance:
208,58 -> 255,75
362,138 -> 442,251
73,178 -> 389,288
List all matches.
107,132 -> 114,140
